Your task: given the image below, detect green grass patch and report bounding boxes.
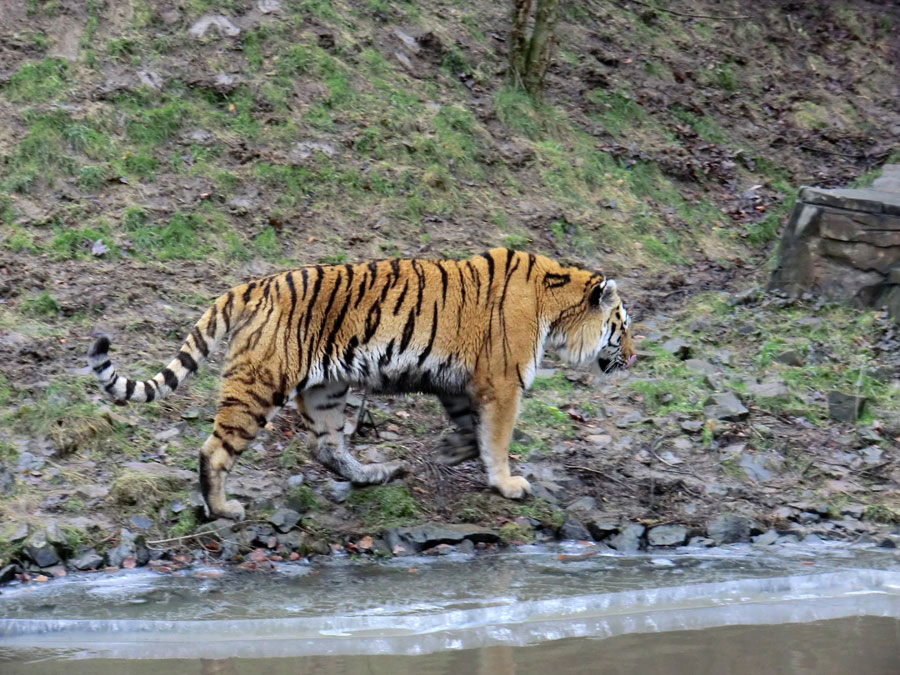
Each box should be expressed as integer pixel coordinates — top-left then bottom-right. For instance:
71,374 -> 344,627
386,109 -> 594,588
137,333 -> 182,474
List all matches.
346,485 -> 420,530
3,58 -> 68,102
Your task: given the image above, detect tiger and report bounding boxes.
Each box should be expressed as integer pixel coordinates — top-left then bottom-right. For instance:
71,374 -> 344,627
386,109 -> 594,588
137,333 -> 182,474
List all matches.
88,248 -> 635,521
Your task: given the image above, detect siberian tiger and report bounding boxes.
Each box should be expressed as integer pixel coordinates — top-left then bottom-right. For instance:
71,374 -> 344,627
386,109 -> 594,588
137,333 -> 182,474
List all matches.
89,249 -> 634,521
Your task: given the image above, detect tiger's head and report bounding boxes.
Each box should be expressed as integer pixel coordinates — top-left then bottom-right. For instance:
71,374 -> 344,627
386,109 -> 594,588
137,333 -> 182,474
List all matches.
549,273 -> 635,377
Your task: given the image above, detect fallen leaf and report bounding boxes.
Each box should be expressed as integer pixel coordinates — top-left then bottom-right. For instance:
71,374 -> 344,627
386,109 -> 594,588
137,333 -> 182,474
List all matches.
35,574 -> 49,582
358,536 -> 373,550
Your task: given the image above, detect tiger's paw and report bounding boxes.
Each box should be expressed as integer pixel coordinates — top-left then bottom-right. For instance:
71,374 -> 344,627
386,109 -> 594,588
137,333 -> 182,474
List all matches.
214,499 -> 245,521
494,476 -> 531,500
437,437 -> 479,466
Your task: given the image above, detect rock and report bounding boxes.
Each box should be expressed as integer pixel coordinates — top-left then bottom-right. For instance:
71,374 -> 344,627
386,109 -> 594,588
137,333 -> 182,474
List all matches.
753,529 -> 779,546
614,411 -> 643,428
326,480 -> 352,503
0,564 -> 19,583
559,519 -> 592,541
188,14 -> 240,38
804,533 -> 824,545
828,391 -> 866,423
739,453 -> 773,482
0,466 -> 14,494
672,437 -> 692,451
707,514 -> 754,545
276,530 -> 307,551
680,420 -> 703,433
388,523 -> 500,551
106,529 -> 149,567
661,338 -> 692,360
840,504 -> 865,519
70,551 -> 104,571
608,524 -> 645,553
455,539 -> 475,555
585,518 -> 619,542
774,350 -> 805,367
129,515 -> 154,531
647,525 -> 688,547
585,434 -> 612,447
76,484 -> 109,500
122,462 -> 193,484
566,496 -> 596,514
16,451 -> 45,473
704,392 -> 748,421
287,474 -> 305,488
530,482 -> 559,504
268,508 -> 301,533
747,381 -> 789,398
197,519 -> 234,538
684,359 -> 717,375
688,536 -> 715,547
25,531 -> 60,568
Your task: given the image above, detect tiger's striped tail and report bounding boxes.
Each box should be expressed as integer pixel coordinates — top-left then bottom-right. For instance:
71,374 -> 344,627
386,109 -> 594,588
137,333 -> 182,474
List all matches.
88,289 -> 244,404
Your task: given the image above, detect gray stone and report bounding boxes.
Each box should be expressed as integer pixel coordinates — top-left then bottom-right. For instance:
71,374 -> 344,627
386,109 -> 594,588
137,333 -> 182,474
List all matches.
688,536 -> 715,547
455,538 -> 476,555
753,529 -> 779,546
566,496 -> 596,514
585,518 -> 619,541
0,466 -> 14,494
106,529 -> 149,567
188,14 -> 240,38
775,349 -> 806,368
389,523 -> 500,551
25,531 -> 60,568
0,564 -> 19,583
680,420 -> 703,433
747,381 -> 789,398
16,451 -> 45,473
326,480 -> 352,503
647,525 -> 688,547
704,392 -> 749,421
661,338 -> 692,360
684,359 -> 718,375
287,474 -> 305,488
197,519 -> 234,538
739,453 -> 773,482
585,434 -> 612,447
129,515 -> 154,531
269,508 -> 301,533
840,504 -> 865,519
828,391 -> 866,423
70,551 -> 104,571
614,411 -> 644,428
608,524 -> 645,553
707,514 -> 754,545
559,519 -> 592,541
530,482 -> 559,504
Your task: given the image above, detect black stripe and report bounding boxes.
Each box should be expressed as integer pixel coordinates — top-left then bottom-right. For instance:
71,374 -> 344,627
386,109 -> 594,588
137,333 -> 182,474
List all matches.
219,423 -> 255,440
222,291 -> 234,333
92,360 -> 111,373
191,326 -> 209,358
161,368 -> 179,392
104,379 -> 117,395
206,305 -> 218,339
398,310 -> 416,354
328,385 -> 350,399
300,267 -> 309,300
526,253 -> 536,281
412,260 -> 425,315
315,401 -> 344,411
342,335 -> 359,369
242,281 -> 255,304
303,266 -> 325,335
379,338 -> 395,368
544,272 -> 571,289
393,279 -> 409,315
222,438 -> 237,455
504,248 -> 515,274
322,291 -> 352,370
379,271 -> 394,303
516,364 -> 526,389
177,351 -> 198,373
483,251 -> 495,291
390,258 -> 400,279
143,382 -> 155,402
364,303 -> 381,343
367,261 -> 378,288
436,262 -> 448,307
344,263 -> 355,292
125,379 -> 136,400
354,277 -> 367,307
417,301 -> 439,367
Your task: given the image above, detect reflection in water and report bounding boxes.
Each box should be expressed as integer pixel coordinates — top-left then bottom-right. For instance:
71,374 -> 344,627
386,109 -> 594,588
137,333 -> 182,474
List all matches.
5,618 -> 898,675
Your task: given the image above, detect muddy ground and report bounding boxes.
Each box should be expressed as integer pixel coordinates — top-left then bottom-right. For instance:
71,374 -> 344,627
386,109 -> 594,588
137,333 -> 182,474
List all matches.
1,0 -> 900,580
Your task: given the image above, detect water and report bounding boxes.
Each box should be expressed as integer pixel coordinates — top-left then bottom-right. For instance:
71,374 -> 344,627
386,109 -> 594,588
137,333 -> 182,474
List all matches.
2,543 -> 899,673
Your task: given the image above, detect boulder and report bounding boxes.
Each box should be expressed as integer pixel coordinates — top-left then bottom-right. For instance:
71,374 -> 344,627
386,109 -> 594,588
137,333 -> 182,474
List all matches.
707,514 -> 756,545
268,508 -> 301,533
828,391 -> 866,423
704,392 -> 749,421
647,524 -> 688,547
387,523 -> 500,552
608,524 -> 645,553
559,519 -> 592,541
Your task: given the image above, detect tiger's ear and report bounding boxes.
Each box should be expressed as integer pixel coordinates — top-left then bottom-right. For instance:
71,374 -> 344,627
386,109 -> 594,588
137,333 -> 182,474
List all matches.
589,279 -> 618,311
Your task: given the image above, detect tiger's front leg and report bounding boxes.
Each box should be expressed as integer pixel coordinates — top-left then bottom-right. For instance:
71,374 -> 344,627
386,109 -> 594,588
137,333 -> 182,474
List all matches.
474,383 -> 531,499
302,382 -> 407,484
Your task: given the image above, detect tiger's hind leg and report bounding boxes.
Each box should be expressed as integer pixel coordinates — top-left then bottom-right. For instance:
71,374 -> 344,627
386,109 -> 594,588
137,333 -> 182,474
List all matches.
200,381 -> 288,521
302,382 -> 407,484
436,393 -> 480,466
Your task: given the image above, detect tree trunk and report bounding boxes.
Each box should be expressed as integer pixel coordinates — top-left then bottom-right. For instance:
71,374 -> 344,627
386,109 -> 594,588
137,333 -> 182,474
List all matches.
508,0 -> 561,100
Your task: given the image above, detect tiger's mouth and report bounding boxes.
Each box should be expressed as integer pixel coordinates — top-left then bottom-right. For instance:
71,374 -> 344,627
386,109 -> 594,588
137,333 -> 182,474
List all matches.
597,353 -> 636,374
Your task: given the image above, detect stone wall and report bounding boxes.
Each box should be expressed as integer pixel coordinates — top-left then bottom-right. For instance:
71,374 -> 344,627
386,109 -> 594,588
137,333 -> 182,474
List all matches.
768,165 -> 900,320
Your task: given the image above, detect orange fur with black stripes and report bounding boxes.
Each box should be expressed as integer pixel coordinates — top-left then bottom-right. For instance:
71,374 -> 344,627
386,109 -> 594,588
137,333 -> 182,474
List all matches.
89,249 -> 634,521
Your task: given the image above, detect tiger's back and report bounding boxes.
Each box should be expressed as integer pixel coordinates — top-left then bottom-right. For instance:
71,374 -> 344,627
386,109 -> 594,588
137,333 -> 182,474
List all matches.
90,249 -> 634,521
